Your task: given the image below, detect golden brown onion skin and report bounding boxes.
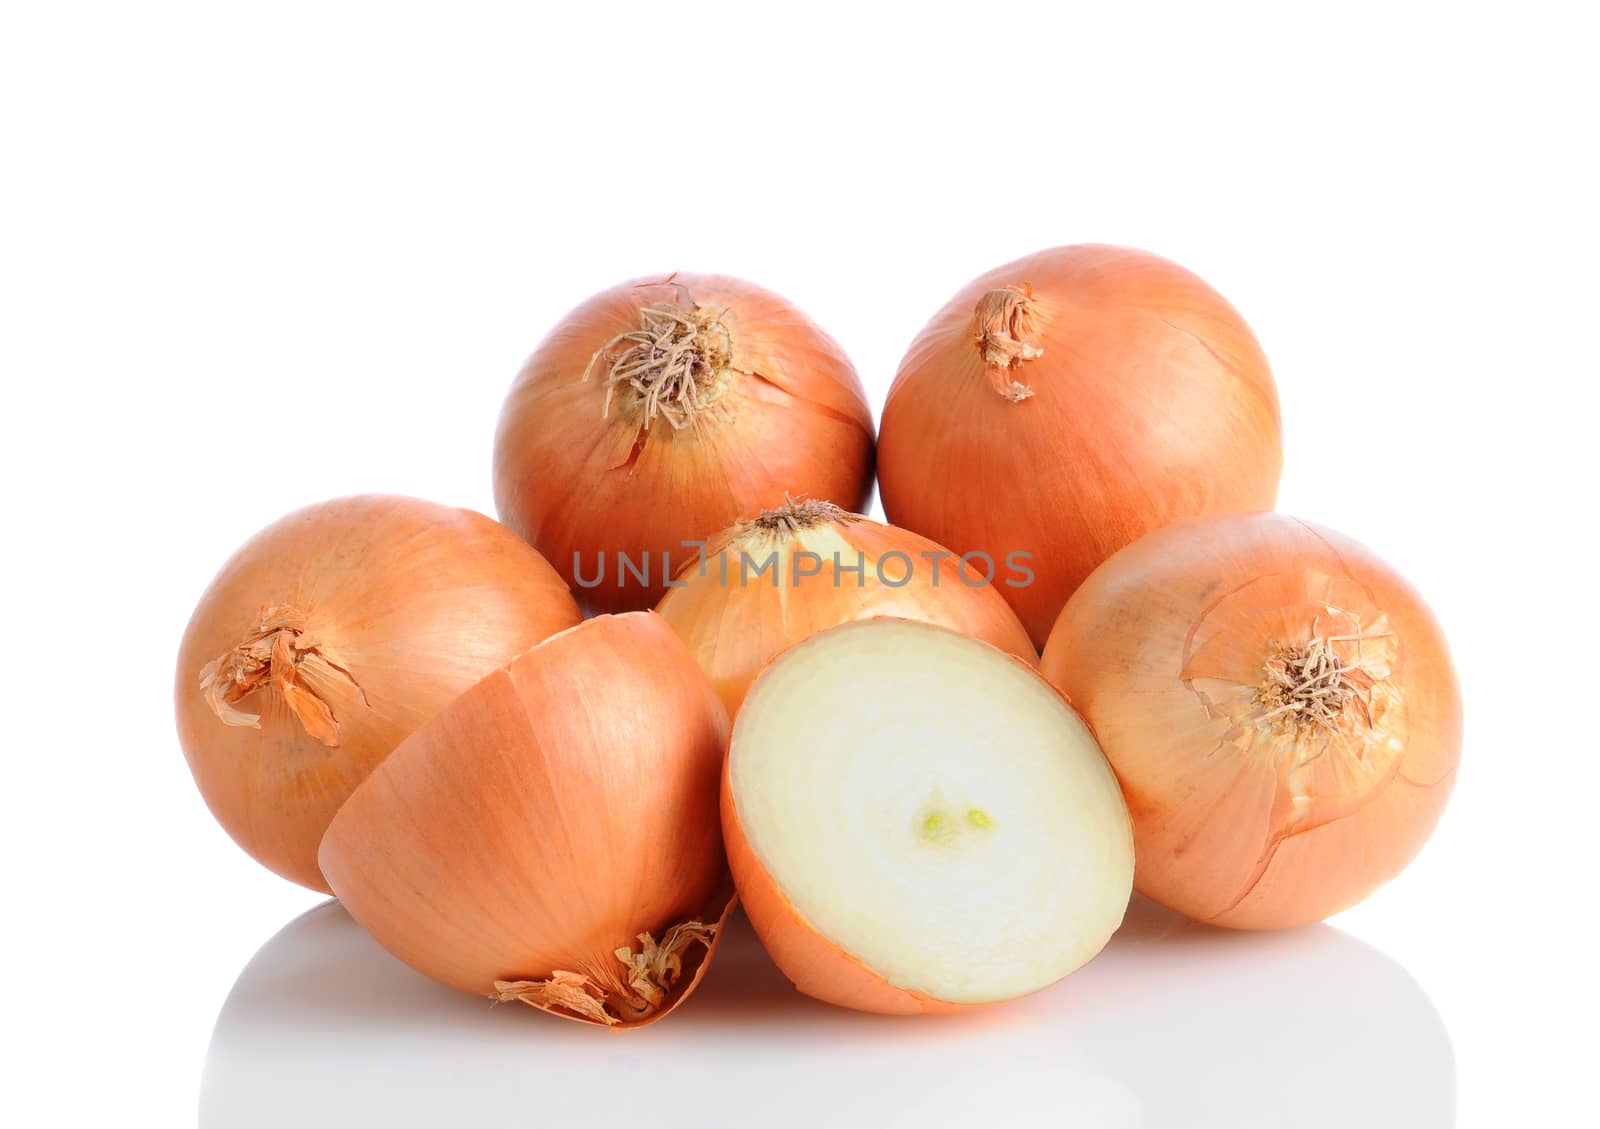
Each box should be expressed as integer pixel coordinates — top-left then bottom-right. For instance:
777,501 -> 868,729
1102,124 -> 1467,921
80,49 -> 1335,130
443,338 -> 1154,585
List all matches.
319,613 -> 731,1029
879,245 -> 1282,646
494,274 -> 876,613
1040,513 -> 1460,929
175,495 -> 581,892
657,502 -> 1036,718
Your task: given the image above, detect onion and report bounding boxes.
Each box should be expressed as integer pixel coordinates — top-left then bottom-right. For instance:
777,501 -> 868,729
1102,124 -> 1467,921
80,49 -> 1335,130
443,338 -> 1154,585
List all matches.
878,244 -> 1283,645
724,618 -> 1133,1014
1040,512 -> 1461,929
493,273 -> 876,613
318,612 -> 732,1029
175,495 -> 581,892
656,497 -> 1037,717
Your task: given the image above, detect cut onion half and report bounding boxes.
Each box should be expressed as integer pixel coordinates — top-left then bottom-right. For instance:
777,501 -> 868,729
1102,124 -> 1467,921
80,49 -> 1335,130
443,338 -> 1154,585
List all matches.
723,618 -> 1133,1014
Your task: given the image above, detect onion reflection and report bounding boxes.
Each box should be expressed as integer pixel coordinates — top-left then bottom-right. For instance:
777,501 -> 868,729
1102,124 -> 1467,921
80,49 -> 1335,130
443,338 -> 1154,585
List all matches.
202,897 -> 1453,1127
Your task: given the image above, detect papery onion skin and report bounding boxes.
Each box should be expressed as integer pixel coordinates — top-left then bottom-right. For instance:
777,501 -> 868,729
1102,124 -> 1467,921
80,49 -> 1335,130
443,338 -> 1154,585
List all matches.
1040,513 -> 1461,930
318,613 -> 733,1029
493,273 -> 876,614
879,244 -> 1283,646
175,495 -> 581,893
656,498 -> 1037,717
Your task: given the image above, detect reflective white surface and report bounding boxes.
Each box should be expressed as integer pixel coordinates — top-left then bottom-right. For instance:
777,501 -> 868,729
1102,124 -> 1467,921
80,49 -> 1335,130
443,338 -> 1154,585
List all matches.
201,897 -> 1454,1128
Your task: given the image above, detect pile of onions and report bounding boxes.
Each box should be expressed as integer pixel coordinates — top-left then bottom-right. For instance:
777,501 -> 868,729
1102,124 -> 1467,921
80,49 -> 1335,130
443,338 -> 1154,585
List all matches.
319,613 -> 733,1029
172,244 -> 1464,1030
1040,512 -> 1461,929
174,495 -> 581,892
656,497 -> 1036,716
879,244 -> 1284,645
493,273 -> 876,613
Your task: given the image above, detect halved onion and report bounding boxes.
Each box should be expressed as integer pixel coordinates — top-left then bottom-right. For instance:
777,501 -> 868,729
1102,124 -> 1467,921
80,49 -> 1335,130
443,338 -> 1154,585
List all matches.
657,497 -> 1036,717
319,613 -> 732,1029
1040,513 -> 1461,929
175,495 -> 581,892
724,618 -> 1133,1014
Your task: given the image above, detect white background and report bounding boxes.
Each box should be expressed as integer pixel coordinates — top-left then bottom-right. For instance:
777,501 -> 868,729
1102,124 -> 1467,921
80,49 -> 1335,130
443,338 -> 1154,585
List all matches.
3,2 -> 1595,1125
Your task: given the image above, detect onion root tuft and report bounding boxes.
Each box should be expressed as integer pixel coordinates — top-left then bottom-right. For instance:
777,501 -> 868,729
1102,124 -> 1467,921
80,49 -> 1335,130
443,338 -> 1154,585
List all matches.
734,496 -> 854,543
1255,631 -> 1395,733
583,304 -> 736,430
491,918 -> 718,1026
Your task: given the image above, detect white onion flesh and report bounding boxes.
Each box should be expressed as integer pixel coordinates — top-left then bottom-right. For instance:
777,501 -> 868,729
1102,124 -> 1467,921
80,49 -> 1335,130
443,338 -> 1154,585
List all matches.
730,619 -> 1134,1004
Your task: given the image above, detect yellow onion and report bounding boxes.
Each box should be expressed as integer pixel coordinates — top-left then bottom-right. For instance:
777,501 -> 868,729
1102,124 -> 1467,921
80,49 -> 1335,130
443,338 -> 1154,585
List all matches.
494,273 -> 876,613
879,244 -> 1283,645
319,612 -> 733,1029
175,495 -> 581,892
657,498 -> 1037,717
1040,512 -> 1461,929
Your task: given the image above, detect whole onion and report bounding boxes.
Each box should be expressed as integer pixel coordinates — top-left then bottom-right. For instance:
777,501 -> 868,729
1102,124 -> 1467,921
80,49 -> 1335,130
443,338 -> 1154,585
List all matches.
175,495 -> 581,891
879,244 -> 1283,645
494,273 -> 876,612
1040,512 -> 1461,929
656,497 -> 1036,717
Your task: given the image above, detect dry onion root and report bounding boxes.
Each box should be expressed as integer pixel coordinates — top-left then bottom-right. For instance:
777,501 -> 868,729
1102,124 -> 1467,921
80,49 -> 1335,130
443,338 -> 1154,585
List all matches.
175,495 -> 582,892
493,273 -> 876,613
1040,512 -> 1462,929
879,244 -> 1283,646
656,497 -> 1037,718
723,619 -> 1133,1014
318,612 -> 733,1029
